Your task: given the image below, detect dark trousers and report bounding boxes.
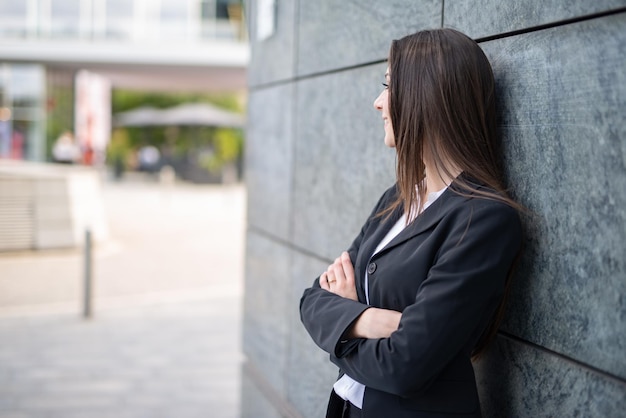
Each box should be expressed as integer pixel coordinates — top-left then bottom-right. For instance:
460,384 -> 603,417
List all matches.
326,389 -> 362,418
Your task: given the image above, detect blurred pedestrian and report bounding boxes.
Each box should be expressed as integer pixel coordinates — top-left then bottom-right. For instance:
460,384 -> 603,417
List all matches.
52,131 -> 80,164
138,145 -> 161,173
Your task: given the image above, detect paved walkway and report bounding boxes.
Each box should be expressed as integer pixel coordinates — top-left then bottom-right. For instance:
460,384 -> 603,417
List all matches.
0,177 -> 246,418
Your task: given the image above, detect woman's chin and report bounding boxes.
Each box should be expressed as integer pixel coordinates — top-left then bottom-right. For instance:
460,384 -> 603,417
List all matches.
384,137 -> 396,148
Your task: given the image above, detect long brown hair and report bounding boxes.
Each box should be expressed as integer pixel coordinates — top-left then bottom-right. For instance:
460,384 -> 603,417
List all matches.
382,28 -> 522,358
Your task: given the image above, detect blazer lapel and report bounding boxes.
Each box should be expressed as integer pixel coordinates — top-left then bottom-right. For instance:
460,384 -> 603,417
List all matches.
374,188 -> 461,257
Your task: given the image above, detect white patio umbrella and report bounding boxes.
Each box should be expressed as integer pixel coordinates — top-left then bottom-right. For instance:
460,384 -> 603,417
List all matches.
113,103 -> 245,128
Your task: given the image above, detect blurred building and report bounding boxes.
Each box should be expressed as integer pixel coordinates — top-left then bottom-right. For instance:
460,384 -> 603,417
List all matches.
0,0 -> 248,163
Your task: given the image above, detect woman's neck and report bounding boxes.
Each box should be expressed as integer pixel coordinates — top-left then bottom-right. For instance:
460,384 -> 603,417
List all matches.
424,163 -> 461,193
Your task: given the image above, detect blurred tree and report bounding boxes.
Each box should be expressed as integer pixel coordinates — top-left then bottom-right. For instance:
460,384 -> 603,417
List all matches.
203,127 -> 244,171
109,90 -> 245,183
112,90 -> 242,113
106,128 -> 132,179
45,75 -> 74,161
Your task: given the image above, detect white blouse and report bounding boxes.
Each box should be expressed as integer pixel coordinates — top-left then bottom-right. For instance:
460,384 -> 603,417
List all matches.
333,187 -> 447,409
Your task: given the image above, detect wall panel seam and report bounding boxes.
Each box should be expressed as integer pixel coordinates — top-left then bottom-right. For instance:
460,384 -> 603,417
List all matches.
288,0 -> 300,264
440,0 -> 444,28
286,0 -> 301,405
249,77 -> 296,92
243,359 -> 305,418
498,331 -> 626,386
249,59 -> 387,92
248,226 -> 334,264
249,8 -> 626,92
475,7 -> 626,43
293,0 -> 301,79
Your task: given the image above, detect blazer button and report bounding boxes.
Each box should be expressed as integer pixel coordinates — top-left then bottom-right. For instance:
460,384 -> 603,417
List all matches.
367,262 -> 377,274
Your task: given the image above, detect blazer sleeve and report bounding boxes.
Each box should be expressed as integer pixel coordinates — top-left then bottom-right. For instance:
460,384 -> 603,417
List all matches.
299,185 -> 397,355
328,201 -> 522,398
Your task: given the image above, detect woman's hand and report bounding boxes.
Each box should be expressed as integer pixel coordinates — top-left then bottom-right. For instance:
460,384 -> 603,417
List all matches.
348,308 -> 402,339
320,251 -> 358,301
319,251 -> 401,339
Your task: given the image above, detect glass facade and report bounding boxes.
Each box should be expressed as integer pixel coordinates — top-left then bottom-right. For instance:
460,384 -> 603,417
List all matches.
0,64 -> 45,161
0,0 -> 244,42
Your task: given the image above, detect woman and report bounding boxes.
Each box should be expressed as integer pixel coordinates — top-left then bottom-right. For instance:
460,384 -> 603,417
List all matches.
299,29 -> 523,418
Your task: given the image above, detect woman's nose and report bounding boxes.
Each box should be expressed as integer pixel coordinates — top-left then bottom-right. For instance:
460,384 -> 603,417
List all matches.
373,91 -> 383,110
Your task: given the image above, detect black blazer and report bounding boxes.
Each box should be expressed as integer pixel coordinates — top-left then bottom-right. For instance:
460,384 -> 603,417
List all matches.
300,181 -> 522,417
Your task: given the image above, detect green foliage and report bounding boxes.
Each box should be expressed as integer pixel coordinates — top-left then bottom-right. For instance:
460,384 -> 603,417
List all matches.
106,128 -> 132,167
45,83 -> 74,161
215,128 -> 243,162
199,128 -> 244,171
112,90 -> 242,113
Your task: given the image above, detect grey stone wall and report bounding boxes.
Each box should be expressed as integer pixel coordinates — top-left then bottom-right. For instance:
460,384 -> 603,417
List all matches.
242,1 -> 626,417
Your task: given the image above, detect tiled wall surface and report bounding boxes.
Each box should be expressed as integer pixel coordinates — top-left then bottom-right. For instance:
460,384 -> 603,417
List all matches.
243,1 -> 626,416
